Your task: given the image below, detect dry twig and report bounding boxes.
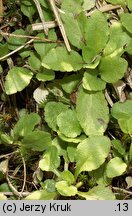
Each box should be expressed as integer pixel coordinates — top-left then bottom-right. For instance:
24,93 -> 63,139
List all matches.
0,31 -> 63,61
0,31 -> 62,42
86,4 -> 121,16
0,39 -> 34,61
0,192 -> 30,197
20,157 -> 26,196
0,0 -> 4,20
33,0 -> 48,35
32,21 -> 57,31
112,187 -> 132,196
6,168 -> 21,197
0,151 -> 18,159
105,89 -> 114,107
48,0 -> 71,52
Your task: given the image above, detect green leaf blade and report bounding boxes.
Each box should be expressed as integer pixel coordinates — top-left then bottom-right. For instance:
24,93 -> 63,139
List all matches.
83,70 -> 106,91
106,157 -> 127,178
44,102 -> 69,131
5,67 -> 33,95
120,13 -> 132,34
25,190 -> 57,200
78,185 -> 115,200
99,56 -> 128,83
111,100 -> 132,120
106,0 -> 126,6
75,136 -> 111,178
103,22 -> 131,57
34,31 -> 57,59
83,11 -> 109,63
7,29 -> 27,50
39,146 -> 60,172
22,131 -> 52,151
76,87 -> 109,136
55,181 -> 77,197
57,109 -> 82,138
42,47 -> 83,72
13,113 -> 40,139
61,12 -> 87,49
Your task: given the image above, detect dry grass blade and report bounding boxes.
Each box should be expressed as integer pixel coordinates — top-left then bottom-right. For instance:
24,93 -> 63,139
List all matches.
48,0 -> 71,52
0,31 -> 62,42
86,4 -> 121,16
0,39 -> 34,61
0,0 -> 4,20
33,0 -> 48,35
32,21 -> 57,31
20,157 -> 26,196
0,31 -> 63,61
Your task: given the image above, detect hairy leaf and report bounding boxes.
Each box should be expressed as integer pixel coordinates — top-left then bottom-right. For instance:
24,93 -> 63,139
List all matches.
57,131 -> 87,143
120,13 -> 132,34
36,69 -> 55,81
55,181 -> 77,196
28,52 -> 41,70
57,109 -> 82,138
60,73 -> 82,94
90,163 -> 111,186
39,146 -> 60,172
52,137 -> 67,159
126,40 -> 132,55
61,12 -> 87,49
61,0 -> 83,14
118,117 -> 132,135
127,0 -> 132,11
45,102 -> 69,131
7,29 -> 27,50
83,0 -> 96,10
25,190 -> 57,200
5,67 -> 33,95
41,179 -> 56,192
76,87 -> 109,136
78,185 -> 115,200
42,47 -> 83,72
106,0 -> 126,6
75,136 -> 111,177
22,131 -> 52,151
112,140 -> 126,156
59,170 -> 75,185
111,101 -> 132,135
103,22 -> 131,57
82,11 -> 109,63
13,113 -> 40,139
0,44 -> 9,57
83,69 -> 106,91
67,143 -> 76,162
34,31 -> 57,59
99,56 -> 128,83
111,100 -> 132,119
106,157 -> 127,178
21,1 -> 35,20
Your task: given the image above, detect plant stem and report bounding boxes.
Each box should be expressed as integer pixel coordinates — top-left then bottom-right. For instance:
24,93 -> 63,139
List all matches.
0,39 -> 34,61
0,31 -> 62,43
48,0 -> 71,52
53,169 -> 60,177
76,182 -> 83,189
33,0 -> 48,35
32,21 -> 57,31
86,4 -> 121,16
0,0 -> 3,20
112,187 -> 132,195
